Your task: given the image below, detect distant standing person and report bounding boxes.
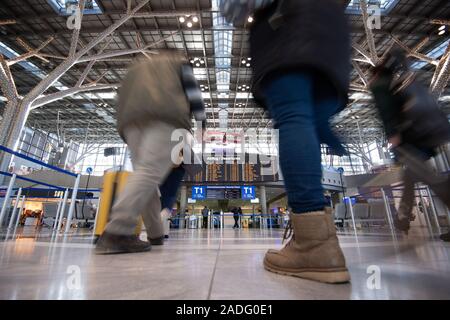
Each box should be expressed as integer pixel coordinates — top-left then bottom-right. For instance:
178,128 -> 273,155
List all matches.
232,207 -> 240,229
202,206 -> 209,229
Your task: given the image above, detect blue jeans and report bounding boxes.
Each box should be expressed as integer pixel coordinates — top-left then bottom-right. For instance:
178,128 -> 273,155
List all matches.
261,72 -> 341,213
159,165 -> 185,210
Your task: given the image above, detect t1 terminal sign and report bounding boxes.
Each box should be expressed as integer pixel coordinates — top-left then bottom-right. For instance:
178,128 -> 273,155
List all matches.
241,186 -> 256,200
191,186 -> 206,200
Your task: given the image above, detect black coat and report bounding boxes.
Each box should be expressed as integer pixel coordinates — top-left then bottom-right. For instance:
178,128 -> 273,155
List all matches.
370,72 -> 450,155
250,0 -> 351,109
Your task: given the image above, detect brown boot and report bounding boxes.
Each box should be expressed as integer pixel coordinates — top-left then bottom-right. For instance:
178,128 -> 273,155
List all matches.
264,209 -> 350,284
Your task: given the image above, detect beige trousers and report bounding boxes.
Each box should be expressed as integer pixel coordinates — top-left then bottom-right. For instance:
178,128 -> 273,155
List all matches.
104,121 -> 176,238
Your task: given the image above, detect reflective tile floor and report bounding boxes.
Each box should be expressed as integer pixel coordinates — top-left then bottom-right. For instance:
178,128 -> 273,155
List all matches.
0,226 -> 449,300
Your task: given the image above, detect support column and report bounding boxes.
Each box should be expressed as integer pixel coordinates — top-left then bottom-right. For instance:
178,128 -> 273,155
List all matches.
179,185 -> 187,229
0,174 -> 17,227
260,186 -> 267,215
64,174 -> 81,233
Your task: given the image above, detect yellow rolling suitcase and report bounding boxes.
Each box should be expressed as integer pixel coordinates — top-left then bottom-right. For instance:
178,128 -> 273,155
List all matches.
94,171 -> 143,242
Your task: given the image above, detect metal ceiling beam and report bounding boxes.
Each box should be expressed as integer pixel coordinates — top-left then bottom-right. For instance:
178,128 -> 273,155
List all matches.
3,25 -> 442,38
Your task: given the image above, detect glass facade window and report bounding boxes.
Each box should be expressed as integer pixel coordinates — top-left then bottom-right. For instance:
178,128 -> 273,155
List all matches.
76,144 -> 129,176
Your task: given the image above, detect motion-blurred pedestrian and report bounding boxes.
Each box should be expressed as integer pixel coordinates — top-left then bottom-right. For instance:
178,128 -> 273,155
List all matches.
96,51 -> 205,254
221,0 -> 351,283
370,50 -> 450,238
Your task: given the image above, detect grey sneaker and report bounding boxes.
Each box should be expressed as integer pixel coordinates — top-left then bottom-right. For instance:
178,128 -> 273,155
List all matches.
95,232 -> 151,254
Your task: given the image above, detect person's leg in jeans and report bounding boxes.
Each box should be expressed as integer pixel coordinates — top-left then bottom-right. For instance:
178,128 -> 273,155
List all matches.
263,73 -> 325,213
101,122 -> 175,243
160,165 -> 186,211
313,74 -> 346,157
155,165 -> 186,241
261,72 -> 349,283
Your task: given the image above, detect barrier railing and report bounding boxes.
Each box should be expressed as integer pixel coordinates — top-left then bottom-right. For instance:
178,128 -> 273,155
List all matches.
167,213 -> 286,230
0,145 -> 81,233
0,145 -> 77,177
337,183 -> 447,238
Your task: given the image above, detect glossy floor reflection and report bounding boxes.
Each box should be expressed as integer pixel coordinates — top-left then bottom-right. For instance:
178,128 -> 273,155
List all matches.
0,226 -> 449,299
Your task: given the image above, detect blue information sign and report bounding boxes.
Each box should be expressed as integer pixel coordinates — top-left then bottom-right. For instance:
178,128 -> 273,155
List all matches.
192,186 -> 206,200
241,186 -> 256,200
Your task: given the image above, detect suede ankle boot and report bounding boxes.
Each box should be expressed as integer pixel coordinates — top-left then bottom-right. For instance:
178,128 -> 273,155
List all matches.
264,209 -> 350,284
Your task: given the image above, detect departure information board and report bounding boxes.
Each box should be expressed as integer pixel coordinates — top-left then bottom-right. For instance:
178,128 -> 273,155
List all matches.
183,154 -> 279,182
224,188 -> 241,199
205,187 -> 241,199
205,187 -> 224,199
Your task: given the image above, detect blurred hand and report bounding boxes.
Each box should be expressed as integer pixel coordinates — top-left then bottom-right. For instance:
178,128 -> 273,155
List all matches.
388,135 -> 401,148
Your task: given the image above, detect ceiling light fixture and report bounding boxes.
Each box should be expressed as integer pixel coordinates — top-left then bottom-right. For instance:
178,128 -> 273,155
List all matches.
190,57 -> 205,67
241,58 -> 251,67
179,15 -> 198,28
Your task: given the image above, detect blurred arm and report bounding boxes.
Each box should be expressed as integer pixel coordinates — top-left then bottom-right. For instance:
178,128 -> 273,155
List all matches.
181,64 -> 206,121
370,71 -> 401,140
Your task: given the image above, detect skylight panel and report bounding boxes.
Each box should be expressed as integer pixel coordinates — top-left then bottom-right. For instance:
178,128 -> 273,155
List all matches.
47,0 -> 102,16
346,0 -> 399,14
412,39 -> 450,70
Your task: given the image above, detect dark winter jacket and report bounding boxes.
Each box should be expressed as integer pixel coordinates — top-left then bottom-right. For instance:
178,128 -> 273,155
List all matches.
370,71 -> 450,154
249,0 -> 351,155
250,0 -> 351,109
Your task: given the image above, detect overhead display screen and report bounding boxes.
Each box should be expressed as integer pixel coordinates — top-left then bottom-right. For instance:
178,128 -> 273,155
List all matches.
194,186 -> 256,200
183,154 -> 280,183
206,187 -> 224,200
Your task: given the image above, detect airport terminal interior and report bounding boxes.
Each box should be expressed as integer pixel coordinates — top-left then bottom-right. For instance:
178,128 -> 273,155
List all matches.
0,0 -> 449,300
